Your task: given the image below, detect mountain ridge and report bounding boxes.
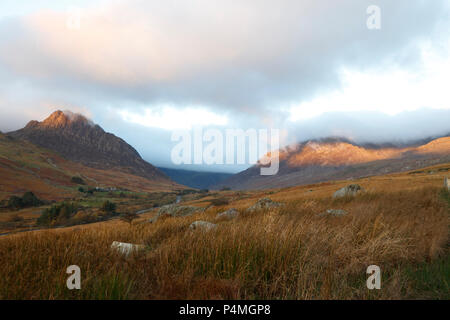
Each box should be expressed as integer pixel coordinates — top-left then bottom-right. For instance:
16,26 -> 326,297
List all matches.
8,110 -> 171,183
214,136 -> 450,190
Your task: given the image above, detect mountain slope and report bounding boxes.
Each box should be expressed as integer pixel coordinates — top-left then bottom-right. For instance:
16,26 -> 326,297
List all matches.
0,132 -> 180,201
8,110 -> 169,182
215,137 -> 450,190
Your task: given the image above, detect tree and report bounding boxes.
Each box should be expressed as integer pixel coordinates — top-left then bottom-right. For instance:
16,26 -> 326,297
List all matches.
101,200 -> 116,214
7,196 -> 23,209
21,191 -> 41,207
119,212 -> 139,226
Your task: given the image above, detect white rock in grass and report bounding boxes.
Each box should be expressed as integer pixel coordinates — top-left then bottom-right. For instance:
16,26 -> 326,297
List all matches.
445,177 -> 450,190
217,208 -> 239,220
111,241 -> 146,256
333,184 -> 363,199
189,221 -> 217,231
318,209 -> 348,217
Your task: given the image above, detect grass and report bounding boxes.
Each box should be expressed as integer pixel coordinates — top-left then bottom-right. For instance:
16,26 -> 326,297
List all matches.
0,182 -> 448,299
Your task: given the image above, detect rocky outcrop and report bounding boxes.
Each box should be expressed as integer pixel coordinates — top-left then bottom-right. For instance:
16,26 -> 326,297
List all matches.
333,184 -> 363,198
246,198 -> 284,212
318,209 -> 348,217
149,204 -> 204,223
111,241 -> 146,256
189,221 -> 217,231
217,208 -> 239,220
445,177 -> 449,191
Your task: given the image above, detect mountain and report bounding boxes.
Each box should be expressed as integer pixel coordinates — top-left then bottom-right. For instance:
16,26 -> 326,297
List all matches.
158,167 -> 232,190
8,110 -> 169,182
0,132 -> 179,201
214,136 -> 450,190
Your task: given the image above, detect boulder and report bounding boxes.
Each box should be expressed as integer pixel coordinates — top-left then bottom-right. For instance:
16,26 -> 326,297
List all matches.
246,198 -> 284,212
445,177 -> 450,191
318,209 -> 348,217
217,208 -> 239,220
333,184 -> 363,199
111,241 -> 146,256
189,221 -> 217,231
149,204 -> 204,223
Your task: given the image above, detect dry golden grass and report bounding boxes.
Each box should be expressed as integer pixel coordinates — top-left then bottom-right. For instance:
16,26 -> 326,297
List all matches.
0,176 -> 448,299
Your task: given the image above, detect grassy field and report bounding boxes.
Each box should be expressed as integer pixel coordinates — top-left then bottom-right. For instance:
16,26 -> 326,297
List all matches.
0,164 -> 448,299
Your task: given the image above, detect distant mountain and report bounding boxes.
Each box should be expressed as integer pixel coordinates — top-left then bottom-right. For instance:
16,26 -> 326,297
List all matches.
158,167 -> 232,190
214,136 -> 450,190
8,110 -> 170,183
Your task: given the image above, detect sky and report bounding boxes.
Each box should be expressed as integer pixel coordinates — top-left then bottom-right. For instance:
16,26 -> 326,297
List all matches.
0,0 -> 449,173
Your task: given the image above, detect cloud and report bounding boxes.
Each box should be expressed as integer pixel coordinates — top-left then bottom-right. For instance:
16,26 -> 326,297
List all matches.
0,1 -> 449,170
0,0 -> 448,114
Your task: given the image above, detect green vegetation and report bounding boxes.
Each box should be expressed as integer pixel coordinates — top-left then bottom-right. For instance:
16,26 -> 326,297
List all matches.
37,202 -> 78,226
101,200 -> 116,214
7,191 -> 42,210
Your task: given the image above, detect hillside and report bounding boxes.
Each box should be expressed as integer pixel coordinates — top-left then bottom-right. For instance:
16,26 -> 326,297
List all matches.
8,110 -> 169,182
1,161 -> 448,299
0,132 -> 180,201
158,167 -> 232,190
215,137 -> 450,190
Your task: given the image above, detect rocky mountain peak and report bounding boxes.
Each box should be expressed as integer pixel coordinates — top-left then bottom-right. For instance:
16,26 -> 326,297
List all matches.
8,110 -> 169,182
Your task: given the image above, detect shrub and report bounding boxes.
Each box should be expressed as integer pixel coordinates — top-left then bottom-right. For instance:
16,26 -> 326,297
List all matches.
7,196 -> 23,209
119,212 -> 139,226
101,200 -> 116,214
37,202 -> 78,226
21,192 -> 41,207
7,192 -> 42,209
71,176 -> 85,185
78,187 -> 85,193
210,197 -> 229,206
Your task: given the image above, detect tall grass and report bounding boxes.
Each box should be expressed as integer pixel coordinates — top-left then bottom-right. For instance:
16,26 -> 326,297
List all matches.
0,187 -> 448,299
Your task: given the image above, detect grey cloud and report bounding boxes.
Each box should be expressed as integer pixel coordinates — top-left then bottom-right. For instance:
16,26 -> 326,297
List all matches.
0,0 -> 448,116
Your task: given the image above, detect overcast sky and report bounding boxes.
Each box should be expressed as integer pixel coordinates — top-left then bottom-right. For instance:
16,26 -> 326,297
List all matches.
0,0 -> 449,172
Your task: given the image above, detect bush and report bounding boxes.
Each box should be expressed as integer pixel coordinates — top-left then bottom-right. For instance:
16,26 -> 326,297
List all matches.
7,196 -> 23,209
101,200 -> 116,214
37,202 -> 78,226
78,187 -> 85,193
7,192 -> 42,209
71,176 -> 85,185
210,197 -> 229,206
21,192 -> 41,207
119,212 -> 139,225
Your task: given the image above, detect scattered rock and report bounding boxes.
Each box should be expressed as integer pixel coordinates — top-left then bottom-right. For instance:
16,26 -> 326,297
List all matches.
318,209 -> 348,217
445,177 -> 450,190
333,184 -> 364,199
217,208 -> 239,220
149,204 -> 204,223
246,198 -> 284,212
189,221 -> 217,231
111,241 -> 146,256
